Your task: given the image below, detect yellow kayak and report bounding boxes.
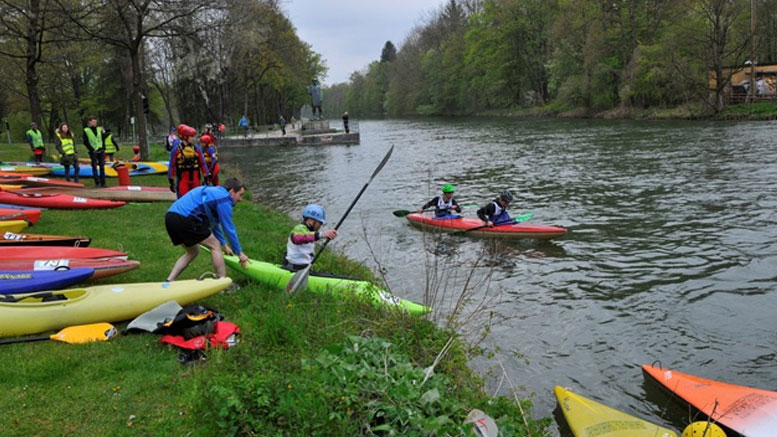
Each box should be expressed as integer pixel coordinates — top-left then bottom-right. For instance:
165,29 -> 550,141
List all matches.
0,277 -> 232,337
0,166 -> 51,176
554,386 -> 677,437
0,220 -> 30,233
0,184 -> 24,190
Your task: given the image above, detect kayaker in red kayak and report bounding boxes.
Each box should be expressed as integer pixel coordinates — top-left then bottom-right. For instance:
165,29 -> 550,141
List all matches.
417,184 -> 462,218
476,190 -> 514,227
282,204 -> 338,272
164,177 -> 249,281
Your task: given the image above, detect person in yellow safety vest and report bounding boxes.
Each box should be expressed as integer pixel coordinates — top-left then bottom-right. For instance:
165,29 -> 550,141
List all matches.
83,115 -> 107,187
26,122 -> 46,163
103,129 -> 120,162
53,122 -> 79,183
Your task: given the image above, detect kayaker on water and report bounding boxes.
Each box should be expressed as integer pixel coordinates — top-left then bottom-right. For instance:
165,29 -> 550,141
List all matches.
164,177 -> 250,281
477,190 -> 514,227
417,184 -> 461,218
282,204 -> 338,272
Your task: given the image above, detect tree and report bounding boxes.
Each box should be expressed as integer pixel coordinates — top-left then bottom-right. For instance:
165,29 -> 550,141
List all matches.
380,41 -> 397,63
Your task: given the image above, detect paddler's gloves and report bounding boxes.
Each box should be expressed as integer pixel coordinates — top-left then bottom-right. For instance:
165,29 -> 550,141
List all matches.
168,178 -> 175,193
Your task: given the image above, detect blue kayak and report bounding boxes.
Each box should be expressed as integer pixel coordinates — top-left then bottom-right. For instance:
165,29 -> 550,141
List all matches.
50,163 -> 155,178
0,268 -> 94,294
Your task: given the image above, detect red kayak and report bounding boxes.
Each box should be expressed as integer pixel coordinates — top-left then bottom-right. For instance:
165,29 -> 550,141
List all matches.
0,258 -> 139,280
405,213 -> 567,240
104,185 -> 170,192
643,364 -> 777,437
0,190 -> 124,209
0,246 -> 127,261
0,207 -> 41,224
0,175 -> 83,188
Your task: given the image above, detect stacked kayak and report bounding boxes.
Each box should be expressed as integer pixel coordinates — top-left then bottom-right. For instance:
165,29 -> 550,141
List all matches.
0,246 -> 127,261
554,386 -> 677,437
0,268 -> 94,295
18,186 -> 175,203
643,364 -> 777,437
0,165 -> 50,176
405,213 -> 567,240
0,190 -> 124,209
0,220 -> 29,233
0,258 -> 139,280
0,175 -> 83,188
0,277 -> 232,337
0,207 -> 41,224
0,232 -> 91,247
222,254 -> 431,315
51,162 -> 156,178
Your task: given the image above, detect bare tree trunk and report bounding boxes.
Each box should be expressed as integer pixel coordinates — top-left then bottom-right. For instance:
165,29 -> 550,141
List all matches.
26,0 -> 43,126
131,50 -> 149,159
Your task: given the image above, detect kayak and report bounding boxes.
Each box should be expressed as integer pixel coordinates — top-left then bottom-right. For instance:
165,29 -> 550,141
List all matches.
0,277 -> 232,337
0,268 -> 94,295
0,203 -> 45,210
0,190 -> 125,209
0,258 -> 139,280
0,246 -> 126,261
0,232 -> 91,247
0,165 -> 50,176
0,208 -> 41,224
221,254 -> 431,315
0,185 -> 23,190
0,175 -> 84,188
554,386 -> 677,437
52,162 -> 156,178
405,213 -> 567,240
642,364 -> 777,437
18,186 -> 175,203
0,220 -> 29,233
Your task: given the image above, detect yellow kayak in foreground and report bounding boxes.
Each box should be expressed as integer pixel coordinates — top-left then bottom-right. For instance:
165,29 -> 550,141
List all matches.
0,220 -> 30,233
554,386 -> 677,437
0,277 -> 232,337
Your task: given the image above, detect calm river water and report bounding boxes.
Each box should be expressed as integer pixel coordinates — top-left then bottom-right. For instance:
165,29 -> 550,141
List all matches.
222,118 -> 777,434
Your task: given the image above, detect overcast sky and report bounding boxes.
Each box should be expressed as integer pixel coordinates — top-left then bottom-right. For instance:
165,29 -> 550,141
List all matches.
282,0 -> 446,86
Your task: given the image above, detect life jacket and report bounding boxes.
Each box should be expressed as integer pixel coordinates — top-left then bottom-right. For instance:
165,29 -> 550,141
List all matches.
488,200 -> 511,224
435,196 -> 455,217
285,223 -> 316,266
27,129 -> 44,149
56,131 -> 75,155
84,126 -> 103,151
176,142 -> 200,172
161,321 -> 240,350
204,144 -> 218,165
104,134 -> 117,154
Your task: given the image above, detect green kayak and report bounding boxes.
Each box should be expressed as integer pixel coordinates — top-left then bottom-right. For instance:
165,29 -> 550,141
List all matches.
222,254 -> 431,315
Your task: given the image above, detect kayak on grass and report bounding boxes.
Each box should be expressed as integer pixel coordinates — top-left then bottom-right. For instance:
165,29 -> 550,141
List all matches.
52,162 -> 156,178
405,213 -> 567,240
0,220 -> 29,233
0,207 -> 41,224
0,190 -> 125,209
0,246 -> 127,261
0,277 -> 232,337
16,186 -> 176,203
0,232 -> 91,247
0,165 -> 51,176
0,257 -> 139,280
554,386 -> 677,437
220,253 -> 431,315
0,268 -> 94,295
642,364 -> 777,437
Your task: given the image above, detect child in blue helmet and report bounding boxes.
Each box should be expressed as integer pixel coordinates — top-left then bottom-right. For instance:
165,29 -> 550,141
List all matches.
476,190 -> 514,226
283,204 -> 338,271
417,184 -> 461,218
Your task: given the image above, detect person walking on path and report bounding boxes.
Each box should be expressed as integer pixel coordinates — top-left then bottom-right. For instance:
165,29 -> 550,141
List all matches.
54,122 -> 79,182
279,115 -> 286,136
83,115 -> 107,187
26,122 -> 45,163
164,177 -> 250,281
238,115 -> 249,137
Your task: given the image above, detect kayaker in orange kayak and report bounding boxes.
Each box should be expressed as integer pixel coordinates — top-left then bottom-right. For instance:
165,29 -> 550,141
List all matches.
476,190 -> 514,226
417,184 -> 461,218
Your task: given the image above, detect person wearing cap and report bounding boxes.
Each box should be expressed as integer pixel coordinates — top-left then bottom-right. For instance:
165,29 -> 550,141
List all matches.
165,177 -> 250,281
167,123 -> 208,198
477,190 -> 515,227
282,204 -> 338,272
26,122 -> 46,163
417,184 -> 461,218
200,132 -> 219,186
83,115 -> 107,187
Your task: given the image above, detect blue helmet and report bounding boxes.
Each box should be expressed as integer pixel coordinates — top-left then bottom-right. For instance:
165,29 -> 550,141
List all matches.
302,204 -> 326,224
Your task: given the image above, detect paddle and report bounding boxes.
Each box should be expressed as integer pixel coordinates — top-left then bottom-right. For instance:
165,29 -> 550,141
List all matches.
285,145 -> 395,295
392,204 -> 478,217
451,212 -> 534,235
0,322 -> 117,345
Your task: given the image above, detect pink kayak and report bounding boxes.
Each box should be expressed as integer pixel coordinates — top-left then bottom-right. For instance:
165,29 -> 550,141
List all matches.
405,213 -> 567,240
0,246 -> 127,261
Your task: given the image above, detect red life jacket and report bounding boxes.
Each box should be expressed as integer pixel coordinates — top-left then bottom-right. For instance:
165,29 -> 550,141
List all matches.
160,321 -> 240,350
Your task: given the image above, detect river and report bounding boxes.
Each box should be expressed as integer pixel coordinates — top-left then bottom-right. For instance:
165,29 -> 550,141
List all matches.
221,118 -> 777,434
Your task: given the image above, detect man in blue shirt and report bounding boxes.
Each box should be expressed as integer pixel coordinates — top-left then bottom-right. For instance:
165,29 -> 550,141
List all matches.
165,177 -> 250,281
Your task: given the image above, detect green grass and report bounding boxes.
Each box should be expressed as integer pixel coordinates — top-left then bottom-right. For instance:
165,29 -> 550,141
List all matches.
0,143 -> 551,436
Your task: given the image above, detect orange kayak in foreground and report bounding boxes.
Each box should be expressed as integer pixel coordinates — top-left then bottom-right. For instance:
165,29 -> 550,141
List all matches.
642,364 -> 777,437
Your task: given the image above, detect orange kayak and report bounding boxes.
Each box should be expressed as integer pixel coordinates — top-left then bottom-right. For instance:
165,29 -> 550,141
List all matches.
642,364 -> 777,437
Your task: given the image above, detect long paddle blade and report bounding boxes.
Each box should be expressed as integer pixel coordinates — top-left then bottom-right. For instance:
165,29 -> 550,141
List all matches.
0,322 -> 117,345
285,265 -> 311,295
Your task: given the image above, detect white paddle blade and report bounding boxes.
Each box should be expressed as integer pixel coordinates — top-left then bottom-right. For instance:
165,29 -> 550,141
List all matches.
285,266 -> 311,295
465,409 -> 498,437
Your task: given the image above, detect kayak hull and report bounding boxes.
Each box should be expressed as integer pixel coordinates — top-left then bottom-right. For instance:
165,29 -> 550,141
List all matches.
0,278 -> 232,337
222,254 -> 431,315
17,186 -> 175,203
0,220 -> 29,233
554,386 -> 677,437
405,213 -> 567,240
0,207 -> 41,224
642,364 -> 777,437
0,190 -> 125,209
0,246 -> 126,261
0,268 -> 94,295
0,175 -> 83,188
0,258 -> 139,280
0,233 -> 91,247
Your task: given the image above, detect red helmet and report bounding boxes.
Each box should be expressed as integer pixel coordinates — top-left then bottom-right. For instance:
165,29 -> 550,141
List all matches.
177,124 -> 196,138
199,134 -> 214,144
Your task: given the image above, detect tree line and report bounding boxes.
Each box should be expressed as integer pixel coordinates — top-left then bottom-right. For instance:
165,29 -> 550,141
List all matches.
325,0 -> 777,118
0,0 -> 324,159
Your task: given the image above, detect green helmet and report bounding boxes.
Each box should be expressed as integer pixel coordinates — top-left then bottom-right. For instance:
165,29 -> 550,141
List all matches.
441,184 -> 455,193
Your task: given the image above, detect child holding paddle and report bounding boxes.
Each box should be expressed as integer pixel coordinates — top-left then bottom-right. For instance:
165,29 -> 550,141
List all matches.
417,184 -> 461,218
476,190 -> 514,227
282,204 -> 338,272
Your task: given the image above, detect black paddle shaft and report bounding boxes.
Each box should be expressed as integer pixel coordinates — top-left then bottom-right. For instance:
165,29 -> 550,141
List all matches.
308,145 -> 394,266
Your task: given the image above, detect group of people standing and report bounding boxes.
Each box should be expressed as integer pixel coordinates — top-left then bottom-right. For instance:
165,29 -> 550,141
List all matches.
166,123 -> 221,199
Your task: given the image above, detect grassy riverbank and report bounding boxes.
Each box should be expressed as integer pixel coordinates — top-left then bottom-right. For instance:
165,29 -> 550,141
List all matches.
0,144 -> 551,435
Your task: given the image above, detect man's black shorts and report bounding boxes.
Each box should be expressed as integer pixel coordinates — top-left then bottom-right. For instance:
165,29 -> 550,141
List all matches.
165,211 -> 211,247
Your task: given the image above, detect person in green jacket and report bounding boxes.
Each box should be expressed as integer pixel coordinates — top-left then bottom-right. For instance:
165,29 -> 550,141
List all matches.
26,122 -> 45,163
103,129 -> 120,162
53,122 -> 79,182
83,115 -> 106,187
